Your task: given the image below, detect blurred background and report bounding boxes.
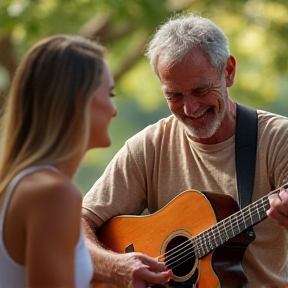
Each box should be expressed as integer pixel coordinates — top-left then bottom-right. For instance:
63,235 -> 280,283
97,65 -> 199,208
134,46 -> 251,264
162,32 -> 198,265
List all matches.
1,0 -> 287,194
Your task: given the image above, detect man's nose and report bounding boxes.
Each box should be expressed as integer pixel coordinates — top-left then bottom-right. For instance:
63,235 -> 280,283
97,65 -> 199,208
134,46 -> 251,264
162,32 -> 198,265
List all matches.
183,95 -> 200,115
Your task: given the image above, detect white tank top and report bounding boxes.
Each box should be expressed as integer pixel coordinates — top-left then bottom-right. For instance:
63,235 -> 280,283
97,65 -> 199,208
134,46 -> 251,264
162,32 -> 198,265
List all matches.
0,165 -> 93,288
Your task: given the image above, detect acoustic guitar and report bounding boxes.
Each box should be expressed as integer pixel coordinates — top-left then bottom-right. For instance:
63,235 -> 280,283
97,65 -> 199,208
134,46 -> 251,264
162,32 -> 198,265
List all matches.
96,184 -> 288,288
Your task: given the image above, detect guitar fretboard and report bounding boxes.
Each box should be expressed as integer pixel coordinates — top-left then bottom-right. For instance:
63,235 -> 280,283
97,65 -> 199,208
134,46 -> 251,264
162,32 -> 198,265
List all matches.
193,195 -> 270,258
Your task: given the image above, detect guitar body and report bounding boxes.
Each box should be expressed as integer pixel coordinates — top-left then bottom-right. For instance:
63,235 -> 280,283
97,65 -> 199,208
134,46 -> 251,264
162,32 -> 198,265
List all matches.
96,190 -> 252,288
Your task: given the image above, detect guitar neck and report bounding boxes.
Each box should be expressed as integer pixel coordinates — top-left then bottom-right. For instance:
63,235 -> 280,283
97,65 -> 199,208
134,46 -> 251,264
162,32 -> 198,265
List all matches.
193,194 -> 270,258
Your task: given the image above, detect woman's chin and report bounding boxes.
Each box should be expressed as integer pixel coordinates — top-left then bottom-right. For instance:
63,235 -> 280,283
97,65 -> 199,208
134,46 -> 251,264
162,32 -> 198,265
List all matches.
87,136 -> 112,150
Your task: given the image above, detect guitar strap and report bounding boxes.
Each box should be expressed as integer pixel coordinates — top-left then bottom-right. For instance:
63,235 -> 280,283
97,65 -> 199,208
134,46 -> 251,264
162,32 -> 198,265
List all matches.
235,103 -> 258,240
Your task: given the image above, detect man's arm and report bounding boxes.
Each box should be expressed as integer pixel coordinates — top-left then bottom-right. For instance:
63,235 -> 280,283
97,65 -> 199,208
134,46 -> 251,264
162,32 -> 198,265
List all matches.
82,210 -> 171,288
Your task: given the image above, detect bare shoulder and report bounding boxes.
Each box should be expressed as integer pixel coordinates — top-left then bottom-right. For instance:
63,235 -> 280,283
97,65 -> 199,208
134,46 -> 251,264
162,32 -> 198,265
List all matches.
5,168 -> 83,261
12,169 -> 82,223
20,169 -> 81,203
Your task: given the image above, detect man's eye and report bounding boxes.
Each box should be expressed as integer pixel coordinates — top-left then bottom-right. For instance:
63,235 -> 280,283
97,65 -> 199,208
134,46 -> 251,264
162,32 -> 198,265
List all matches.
194,88 -> 209,96
165,93 -> 182,100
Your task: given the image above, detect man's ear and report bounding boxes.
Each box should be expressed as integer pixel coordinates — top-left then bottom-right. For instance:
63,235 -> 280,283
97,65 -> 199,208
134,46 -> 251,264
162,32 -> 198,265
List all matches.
225,55 -> 236,87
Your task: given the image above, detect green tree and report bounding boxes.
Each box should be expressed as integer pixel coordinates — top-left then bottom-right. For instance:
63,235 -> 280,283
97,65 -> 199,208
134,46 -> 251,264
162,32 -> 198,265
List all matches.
1,0 -> 287,192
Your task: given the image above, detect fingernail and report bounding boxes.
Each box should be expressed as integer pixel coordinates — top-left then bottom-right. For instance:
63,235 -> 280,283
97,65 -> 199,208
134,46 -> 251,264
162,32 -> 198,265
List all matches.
165,270 -> 172,281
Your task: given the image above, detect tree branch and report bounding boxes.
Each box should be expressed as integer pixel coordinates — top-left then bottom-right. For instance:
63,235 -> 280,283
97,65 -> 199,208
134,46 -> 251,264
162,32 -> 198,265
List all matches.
0,35 -> 18,76
113,33 -> 149,82
78,14 -> 136,44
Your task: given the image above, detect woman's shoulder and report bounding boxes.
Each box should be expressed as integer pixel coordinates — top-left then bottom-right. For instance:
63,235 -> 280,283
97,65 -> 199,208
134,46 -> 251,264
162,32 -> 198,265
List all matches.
12,168 -> 82,222
20,169 -> 80,201
4,167 -> 82,259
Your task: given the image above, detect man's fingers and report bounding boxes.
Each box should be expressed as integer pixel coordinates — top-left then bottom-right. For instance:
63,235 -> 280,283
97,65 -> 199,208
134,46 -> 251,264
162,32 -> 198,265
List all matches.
267,207 -> 288,230
133,267 -> 171,287
138,254 -> 167,272
129,253 -> 171,287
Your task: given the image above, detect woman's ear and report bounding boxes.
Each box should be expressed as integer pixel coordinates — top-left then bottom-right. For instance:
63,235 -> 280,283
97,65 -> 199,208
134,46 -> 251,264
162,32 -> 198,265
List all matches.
225,55 -> 236,87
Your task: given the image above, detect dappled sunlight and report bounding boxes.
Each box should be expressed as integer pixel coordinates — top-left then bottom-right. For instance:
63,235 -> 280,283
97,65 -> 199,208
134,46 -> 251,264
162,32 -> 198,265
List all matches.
237,28 -> 266,56
119,59 -> 164,112
238,71 -> 277,102
1,0 -> 287,192
244,0 -> 288,25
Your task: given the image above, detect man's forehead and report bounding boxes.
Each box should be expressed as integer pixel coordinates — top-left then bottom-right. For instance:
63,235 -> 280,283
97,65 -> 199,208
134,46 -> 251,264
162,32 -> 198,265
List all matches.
158,57 -> 217,83
161,78 -> 215,92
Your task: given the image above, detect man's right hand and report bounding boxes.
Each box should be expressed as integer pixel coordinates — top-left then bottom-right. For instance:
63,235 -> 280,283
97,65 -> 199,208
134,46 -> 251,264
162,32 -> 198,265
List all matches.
82,214 -> 171,288
108,251 -> 171,288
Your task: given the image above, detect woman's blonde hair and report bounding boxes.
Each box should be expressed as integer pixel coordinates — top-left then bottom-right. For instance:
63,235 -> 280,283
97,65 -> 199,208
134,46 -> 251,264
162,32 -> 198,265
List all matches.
0,34 -> 105,198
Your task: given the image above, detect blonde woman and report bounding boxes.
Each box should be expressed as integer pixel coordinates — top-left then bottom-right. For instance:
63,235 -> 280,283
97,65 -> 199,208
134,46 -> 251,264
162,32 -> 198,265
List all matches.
0,35 -> 117,288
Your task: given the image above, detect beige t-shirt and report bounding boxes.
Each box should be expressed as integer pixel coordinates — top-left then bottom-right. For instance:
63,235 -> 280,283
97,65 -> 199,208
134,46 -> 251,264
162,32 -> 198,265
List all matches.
83,109 -> 288,287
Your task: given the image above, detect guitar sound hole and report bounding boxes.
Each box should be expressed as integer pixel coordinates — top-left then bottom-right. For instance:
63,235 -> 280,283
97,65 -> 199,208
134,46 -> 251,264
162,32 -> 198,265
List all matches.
165,235 -> 195,278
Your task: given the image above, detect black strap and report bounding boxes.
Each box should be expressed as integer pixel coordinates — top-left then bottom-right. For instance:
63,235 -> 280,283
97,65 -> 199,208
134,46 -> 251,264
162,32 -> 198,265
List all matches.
235,103 -> 258,209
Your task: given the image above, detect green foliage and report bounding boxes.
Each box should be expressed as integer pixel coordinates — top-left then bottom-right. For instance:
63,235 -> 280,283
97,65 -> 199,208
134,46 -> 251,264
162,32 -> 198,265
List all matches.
1,0 -> 288,193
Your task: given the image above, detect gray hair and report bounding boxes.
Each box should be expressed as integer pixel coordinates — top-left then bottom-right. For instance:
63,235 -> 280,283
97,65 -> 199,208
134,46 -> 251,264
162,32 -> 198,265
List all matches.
145,14 -> 230,76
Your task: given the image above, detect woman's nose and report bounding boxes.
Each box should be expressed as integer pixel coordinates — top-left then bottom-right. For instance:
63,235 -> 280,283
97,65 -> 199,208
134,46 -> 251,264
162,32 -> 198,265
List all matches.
112,106 -> 118,117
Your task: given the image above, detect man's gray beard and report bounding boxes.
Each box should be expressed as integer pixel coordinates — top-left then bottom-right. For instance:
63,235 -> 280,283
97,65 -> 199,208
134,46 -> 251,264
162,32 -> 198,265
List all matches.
181,113 -> 222,139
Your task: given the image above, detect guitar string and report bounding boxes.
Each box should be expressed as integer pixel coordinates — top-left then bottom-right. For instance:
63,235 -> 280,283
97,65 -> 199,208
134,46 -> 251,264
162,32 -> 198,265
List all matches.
166,183 -> 281,256
158,185 -> 287,270
163,197 -> 270,269
161,200 -> 266,269
162,198 -> 268,269
159,194 -> 268,264
161,184 -> 287,270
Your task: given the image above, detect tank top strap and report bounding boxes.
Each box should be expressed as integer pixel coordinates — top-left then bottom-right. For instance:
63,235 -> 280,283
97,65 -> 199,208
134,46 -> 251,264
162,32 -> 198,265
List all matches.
0,165 -> 59,229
